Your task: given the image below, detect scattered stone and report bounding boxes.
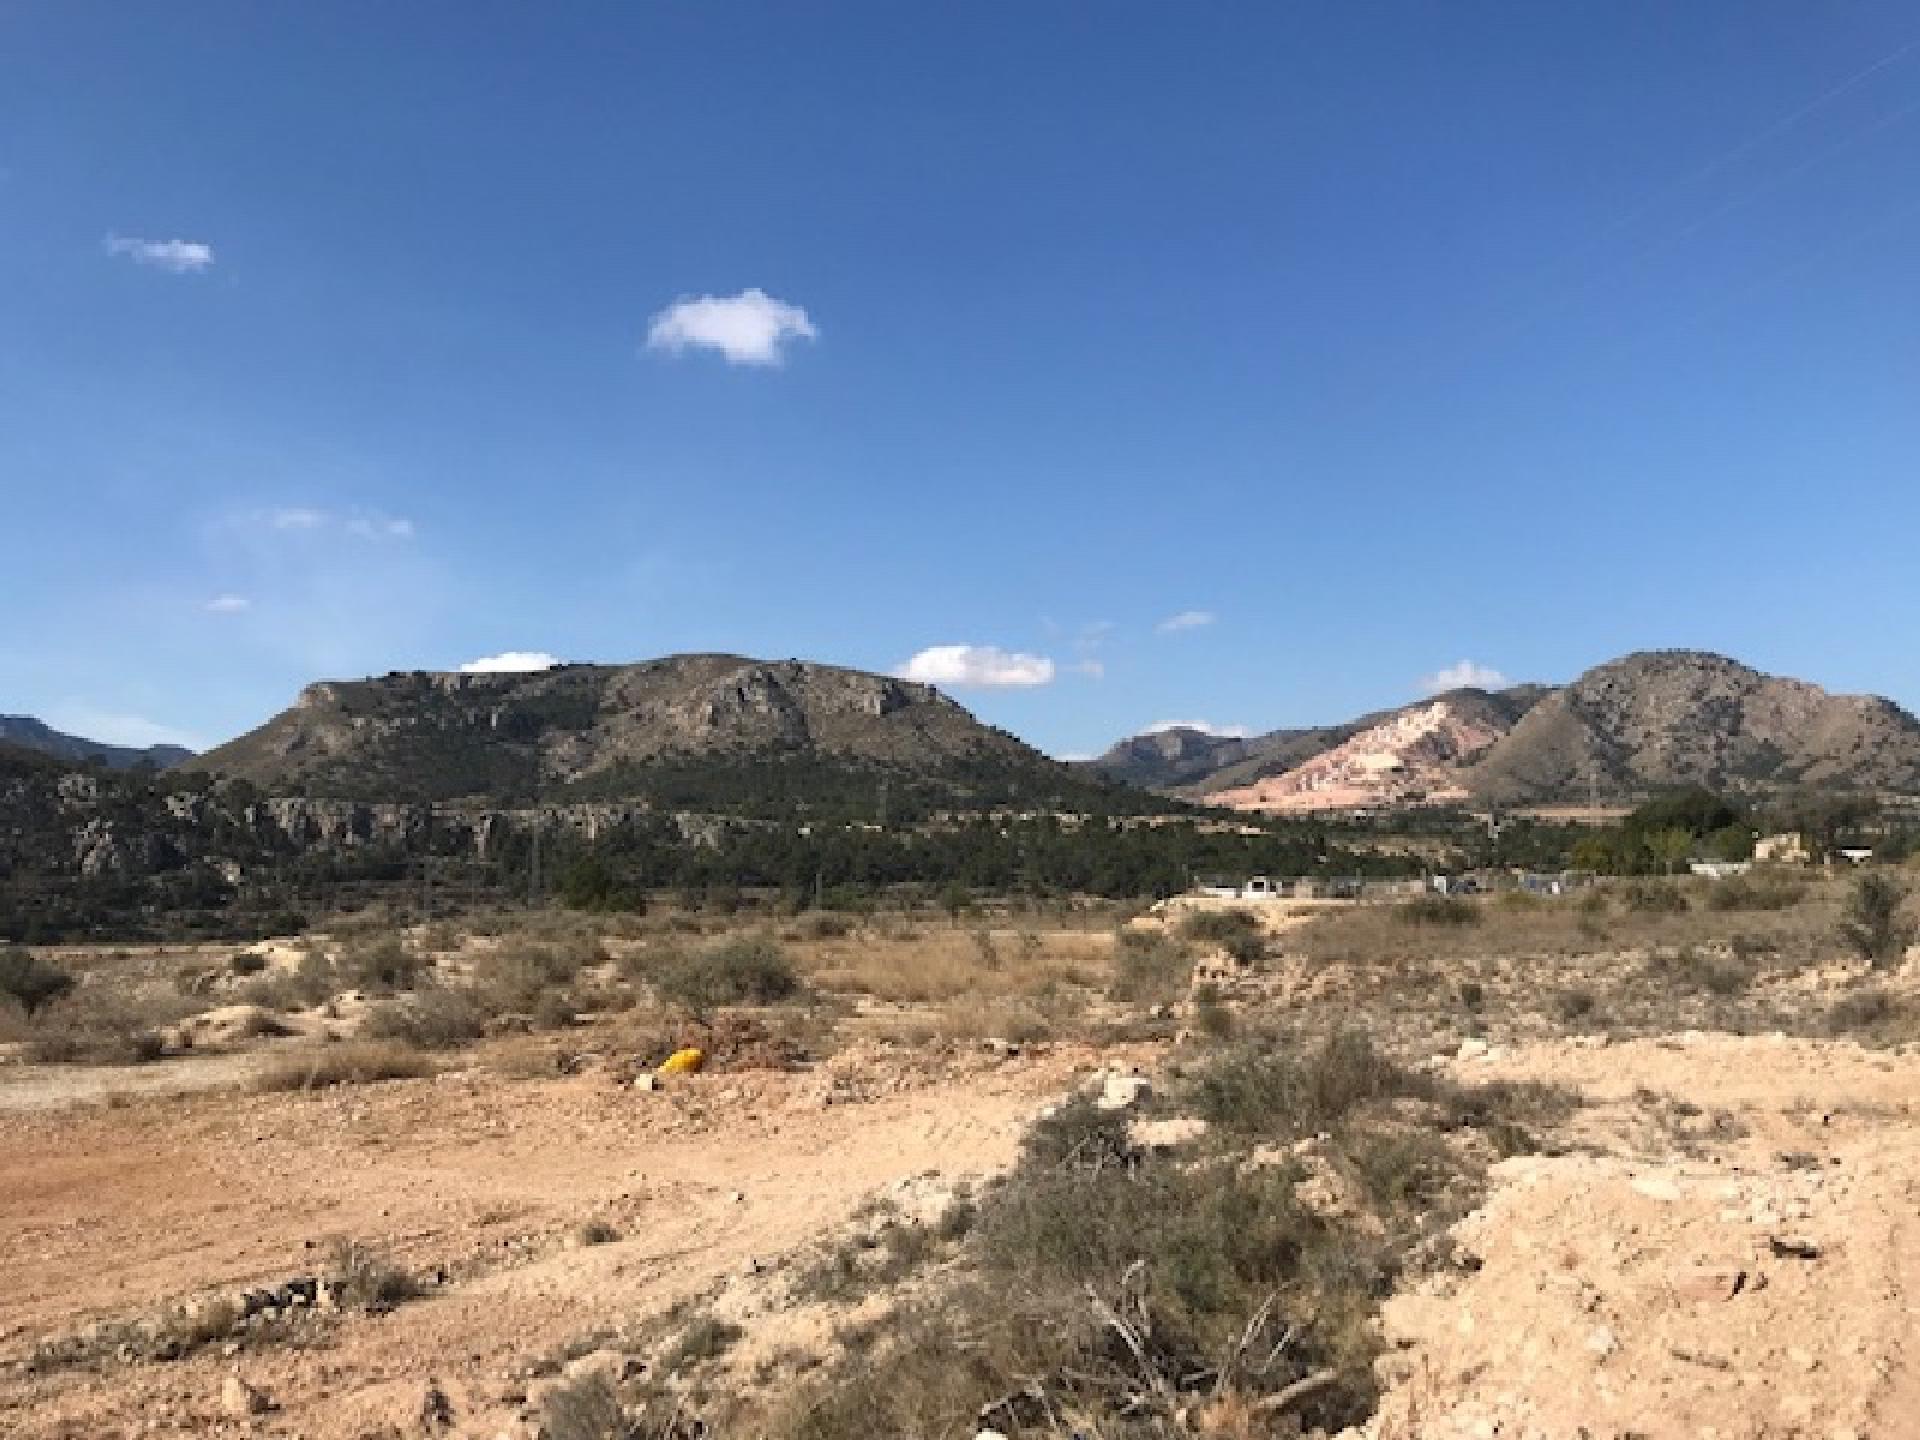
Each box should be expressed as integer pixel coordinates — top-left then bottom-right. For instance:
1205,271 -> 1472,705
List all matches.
1585,1325 -> 1617,1359
1670,1266 -> 1746,1302
632,1073 -> 659,1093
221,1373 -> 271,1418
1129,1116 -> 1208,1152
1093,1071 -> 1151,1111
1630,1175 -> 1683,1202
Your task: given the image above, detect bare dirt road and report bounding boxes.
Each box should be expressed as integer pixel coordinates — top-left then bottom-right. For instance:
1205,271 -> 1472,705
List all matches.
0,1041 -> 1113,1439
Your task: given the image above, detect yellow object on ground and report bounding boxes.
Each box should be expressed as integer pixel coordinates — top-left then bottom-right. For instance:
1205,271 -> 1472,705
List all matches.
657,1047 -> 706,1077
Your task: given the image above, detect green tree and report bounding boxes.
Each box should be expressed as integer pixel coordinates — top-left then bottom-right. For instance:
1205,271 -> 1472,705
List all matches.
1839,872 -> 1915,970
1647,828 -> 1694,877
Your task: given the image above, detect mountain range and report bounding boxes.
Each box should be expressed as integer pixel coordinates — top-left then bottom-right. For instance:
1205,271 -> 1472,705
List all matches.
1083,651 -> 1920,811
0,715 -> 194,772
13,649 -> 1920,820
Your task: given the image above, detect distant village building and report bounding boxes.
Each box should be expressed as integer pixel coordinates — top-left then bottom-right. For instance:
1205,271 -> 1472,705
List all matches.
1754,832 -> 1811,865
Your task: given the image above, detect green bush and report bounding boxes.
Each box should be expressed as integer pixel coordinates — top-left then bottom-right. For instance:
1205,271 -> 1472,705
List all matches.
0,947 -> 75,1016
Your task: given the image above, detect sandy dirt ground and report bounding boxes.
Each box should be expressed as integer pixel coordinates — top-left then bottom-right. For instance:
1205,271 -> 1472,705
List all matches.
1365,1034 -> 1920,1440
0,1041 -> 1125,1439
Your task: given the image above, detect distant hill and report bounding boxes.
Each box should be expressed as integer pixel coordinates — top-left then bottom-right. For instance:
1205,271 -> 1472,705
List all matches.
1463,651 -> 1920,805
0,715 -> 194,771
183,654 -> 1150,819
1085,652 -> 1920,811
1084,688 -> 1549,803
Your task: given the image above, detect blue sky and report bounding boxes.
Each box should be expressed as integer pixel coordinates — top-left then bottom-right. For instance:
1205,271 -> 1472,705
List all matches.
3,4 -> 1917,758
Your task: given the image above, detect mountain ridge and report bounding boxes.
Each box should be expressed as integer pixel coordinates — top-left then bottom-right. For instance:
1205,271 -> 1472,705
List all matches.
1084,652 -> 1920,811
182,653 -> 1145,819
0,715 -> 195,771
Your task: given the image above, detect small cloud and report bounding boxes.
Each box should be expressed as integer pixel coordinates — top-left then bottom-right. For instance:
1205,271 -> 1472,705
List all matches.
1143,719 -> 1252,739
1421,659 -> 1510,694
204,593 -> 251,614
46,705 -> 203,752
1156,609 -> 1216,634
459,651 -> 561,674
895,644 -> 1055,689
646,287 -> 817,366
1054,751 -> 1096,763
345,512 -> 415,541
249,507 -> 414,540
1069,659 -> 1106,680
104,234 -> 215,273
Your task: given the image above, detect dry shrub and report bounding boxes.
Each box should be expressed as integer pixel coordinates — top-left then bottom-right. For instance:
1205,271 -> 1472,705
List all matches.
1193,1029 -> 1429,1137
1397,894 -> 1481,927
1705,873 -> 1806,912
360,988 -> 487,1049
255,1040 -> 434,1091
1178,908 -> 1268,965
339,934 -> 426,991
542,1373 -> 634,1440
653,936 -> 800,1011
26,982 -> 193,1065
1109,927 -> 1189,1003
326,1238 -> 421,1310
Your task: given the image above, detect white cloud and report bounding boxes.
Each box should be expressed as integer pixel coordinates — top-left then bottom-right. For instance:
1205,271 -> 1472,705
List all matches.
459,651 -> 561,674
1143,719 -> 1252,739
250,507 -> 414,540
1421,659 -> 1510,694
204,593 -> 251,614
346,512 -> 415,540
895,644 -> 1055,689
646,288 -> 817,366
104,234 -> 215,273
46,704 -> 204,752
1069,659 -> 1106,680
1156,609 -> 1216,634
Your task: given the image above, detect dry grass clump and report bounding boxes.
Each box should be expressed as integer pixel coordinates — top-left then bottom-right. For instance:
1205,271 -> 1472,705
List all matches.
1396,894 -> 1480,927
255,1040 -> 435,1091
325,1238 -> 423,1310
1299,877 -> 1844,968
802,924 -> 1103,1004
25,981 -> 199,1065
